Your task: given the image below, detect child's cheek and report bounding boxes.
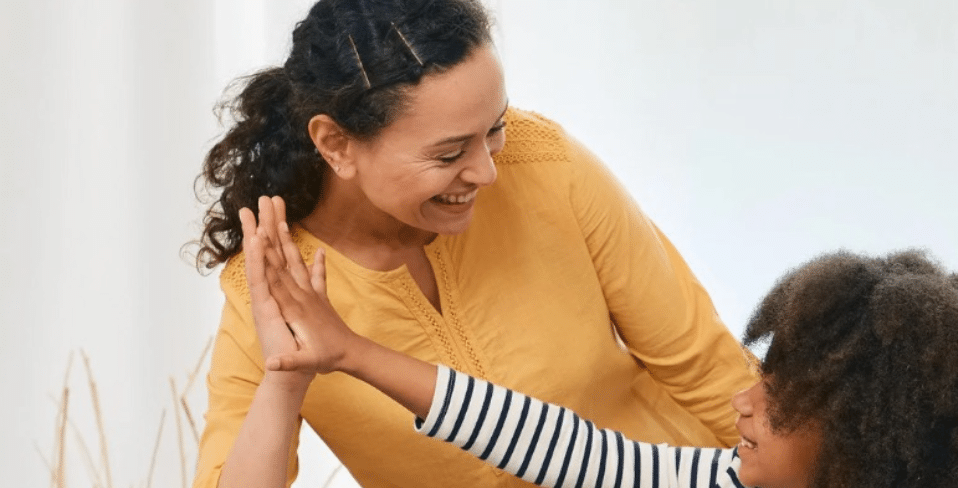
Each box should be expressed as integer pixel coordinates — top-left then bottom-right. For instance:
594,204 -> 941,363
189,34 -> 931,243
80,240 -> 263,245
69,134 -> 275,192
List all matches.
736,448 -> 762,487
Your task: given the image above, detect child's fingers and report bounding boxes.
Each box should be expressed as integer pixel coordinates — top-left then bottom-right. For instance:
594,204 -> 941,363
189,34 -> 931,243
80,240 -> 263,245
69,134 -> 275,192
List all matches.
262,235 -> 309,302
310,248 -> 328,295
278,221 -> 311,289
260,229 -> 289,276
263,259 -> 303,317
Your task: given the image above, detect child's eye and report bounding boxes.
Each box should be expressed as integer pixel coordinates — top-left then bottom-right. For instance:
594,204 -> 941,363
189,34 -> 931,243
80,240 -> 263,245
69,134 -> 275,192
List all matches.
488,121 -> 507,135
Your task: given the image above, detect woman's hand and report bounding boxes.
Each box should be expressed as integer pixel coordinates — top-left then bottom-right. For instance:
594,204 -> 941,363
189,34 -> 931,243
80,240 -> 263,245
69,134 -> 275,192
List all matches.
240,196 -> 313,387
254,198 -> 363,375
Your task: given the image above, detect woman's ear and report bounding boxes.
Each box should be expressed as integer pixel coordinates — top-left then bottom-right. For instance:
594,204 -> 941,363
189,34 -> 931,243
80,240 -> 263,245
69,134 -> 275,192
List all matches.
308,114 -> 357,179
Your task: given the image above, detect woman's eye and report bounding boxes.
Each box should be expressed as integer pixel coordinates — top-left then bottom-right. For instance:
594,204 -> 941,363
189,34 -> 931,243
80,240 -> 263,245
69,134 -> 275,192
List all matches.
488,121 -> 507,135
438,151 -> 465,163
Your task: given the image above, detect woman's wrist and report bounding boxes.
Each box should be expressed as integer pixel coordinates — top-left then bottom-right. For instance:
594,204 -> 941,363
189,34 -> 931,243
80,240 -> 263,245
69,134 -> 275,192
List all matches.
261,370 -> 314,398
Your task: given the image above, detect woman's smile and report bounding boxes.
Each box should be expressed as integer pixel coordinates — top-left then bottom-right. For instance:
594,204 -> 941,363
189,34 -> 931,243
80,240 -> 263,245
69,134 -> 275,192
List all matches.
431,189 -> 478,205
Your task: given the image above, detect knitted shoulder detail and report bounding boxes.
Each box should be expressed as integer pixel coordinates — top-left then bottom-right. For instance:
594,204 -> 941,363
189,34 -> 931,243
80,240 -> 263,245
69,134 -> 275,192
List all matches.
220,251 -> 248,304
219,227 -> 320,307
495,108 -> 572,166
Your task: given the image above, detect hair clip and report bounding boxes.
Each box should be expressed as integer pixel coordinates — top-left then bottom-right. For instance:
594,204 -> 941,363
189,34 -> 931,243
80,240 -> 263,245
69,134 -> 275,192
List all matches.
391,22 -> 424,67
348,35 -> 372,89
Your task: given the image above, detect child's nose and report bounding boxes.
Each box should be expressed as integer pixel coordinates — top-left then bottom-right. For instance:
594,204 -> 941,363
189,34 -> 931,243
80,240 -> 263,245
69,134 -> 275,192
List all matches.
731,382 -> 758,416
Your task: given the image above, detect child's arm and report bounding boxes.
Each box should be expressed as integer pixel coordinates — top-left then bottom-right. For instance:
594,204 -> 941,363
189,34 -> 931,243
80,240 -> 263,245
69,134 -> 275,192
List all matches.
255,213 -> 742,488
419,366 -> 745,488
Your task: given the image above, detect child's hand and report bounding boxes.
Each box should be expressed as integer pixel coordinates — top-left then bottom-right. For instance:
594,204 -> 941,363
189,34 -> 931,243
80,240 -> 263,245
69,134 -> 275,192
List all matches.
240,196 -> 307,381
259,211 -> 360,375
246,196 -> 436,419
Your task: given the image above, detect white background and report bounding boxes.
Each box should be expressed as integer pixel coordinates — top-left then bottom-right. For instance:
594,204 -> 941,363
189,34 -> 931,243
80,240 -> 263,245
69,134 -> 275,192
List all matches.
2,1 -> 955,487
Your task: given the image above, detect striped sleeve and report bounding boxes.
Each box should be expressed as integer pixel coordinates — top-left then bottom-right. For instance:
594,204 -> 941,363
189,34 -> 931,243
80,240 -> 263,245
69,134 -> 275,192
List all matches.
415,367 -> 748,488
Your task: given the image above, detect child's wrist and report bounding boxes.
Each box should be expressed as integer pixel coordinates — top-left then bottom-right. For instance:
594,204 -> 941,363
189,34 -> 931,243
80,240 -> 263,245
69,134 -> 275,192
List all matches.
338,332 -> 378,378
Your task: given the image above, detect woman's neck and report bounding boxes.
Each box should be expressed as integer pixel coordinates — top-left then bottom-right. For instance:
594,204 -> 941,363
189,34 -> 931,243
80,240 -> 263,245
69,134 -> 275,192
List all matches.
299,178 -> 437,256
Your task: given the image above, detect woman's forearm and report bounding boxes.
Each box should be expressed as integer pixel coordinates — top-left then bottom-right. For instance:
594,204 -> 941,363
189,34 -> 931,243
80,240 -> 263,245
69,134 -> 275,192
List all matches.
217,372 -> 311,488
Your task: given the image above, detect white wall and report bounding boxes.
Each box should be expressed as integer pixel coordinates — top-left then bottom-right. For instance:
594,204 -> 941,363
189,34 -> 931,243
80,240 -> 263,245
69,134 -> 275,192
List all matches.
2,1 -> 954,488
494,0 -> 957,336
2,1 -> 225,487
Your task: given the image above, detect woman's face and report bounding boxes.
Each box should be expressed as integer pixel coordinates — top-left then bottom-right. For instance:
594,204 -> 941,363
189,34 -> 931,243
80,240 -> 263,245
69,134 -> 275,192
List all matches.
732,379 -> 821,488
346,43 -> 508,236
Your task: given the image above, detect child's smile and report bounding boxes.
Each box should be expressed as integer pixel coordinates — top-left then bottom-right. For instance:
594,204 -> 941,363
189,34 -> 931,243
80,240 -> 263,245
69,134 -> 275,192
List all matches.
732,380 -> 821,488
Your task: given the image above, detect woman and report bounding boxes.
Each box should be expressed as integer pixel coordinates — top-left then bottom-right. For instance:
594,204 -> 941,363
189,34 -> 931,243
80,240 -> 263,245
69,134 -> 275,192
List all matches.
193,0 -> 757,487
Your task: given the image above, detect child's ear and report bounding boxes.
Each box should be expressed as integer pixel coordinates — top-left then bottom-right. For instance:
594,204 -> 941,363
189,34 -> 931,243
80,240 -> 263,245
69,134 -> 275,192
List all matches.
308,114 -> 358,179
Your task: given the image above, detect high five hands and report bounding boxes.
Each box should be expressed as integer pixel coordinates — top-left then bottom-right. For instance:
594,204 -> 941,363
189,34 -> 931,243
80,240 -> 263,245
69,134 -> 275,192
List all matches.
239,195 -> 438,418
239,196 -> 362,377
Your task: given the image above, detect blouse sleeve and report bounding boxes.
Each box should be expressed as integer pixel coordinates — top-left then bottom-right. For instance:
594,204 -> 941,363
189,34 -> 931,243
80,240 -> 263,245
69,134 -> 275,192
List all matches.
192,298 -> 302,488
564,135 -> 758,446
416,367 -> 745,488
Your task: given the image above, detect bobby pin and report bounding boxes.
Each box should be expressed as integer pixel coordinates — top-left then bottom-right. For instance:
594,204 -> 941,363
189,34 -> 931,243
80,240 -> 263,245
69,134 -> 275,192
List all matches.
391,22 -> 424,67
348,34 -> 372,89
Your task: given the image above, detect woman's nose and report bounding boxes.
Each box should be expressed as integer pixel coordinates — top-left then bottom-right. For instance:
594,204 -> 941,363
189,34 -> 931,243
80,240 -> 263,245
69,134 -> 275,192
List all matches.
461,150 -> 497,187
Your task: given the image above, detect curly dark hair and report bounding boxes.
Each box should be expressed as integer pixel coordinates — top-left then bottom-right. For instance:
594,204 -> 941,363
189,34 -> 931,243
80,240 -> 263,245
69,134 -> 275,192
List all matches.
192,0 -> 492,270
744,249 -> 958,488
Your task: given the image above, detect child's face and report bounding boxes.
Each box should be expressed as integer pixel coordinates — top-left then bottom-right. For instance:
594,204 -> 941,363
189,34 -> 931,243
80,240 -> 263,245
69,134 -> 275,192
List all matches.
732,379 -> 821,488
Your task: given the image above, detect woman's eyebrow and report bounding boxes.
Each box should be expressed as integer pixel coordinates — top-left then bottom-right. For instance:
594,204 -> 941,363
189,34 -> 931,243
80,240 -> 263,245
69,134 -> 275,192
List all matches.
430,103 -> 509,147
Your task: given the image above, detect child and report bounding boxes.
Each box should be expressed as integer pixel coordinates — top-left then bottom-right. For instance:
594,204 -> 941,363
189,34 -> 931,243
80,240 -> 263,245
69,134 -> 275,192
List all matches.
243,208 -> 958,488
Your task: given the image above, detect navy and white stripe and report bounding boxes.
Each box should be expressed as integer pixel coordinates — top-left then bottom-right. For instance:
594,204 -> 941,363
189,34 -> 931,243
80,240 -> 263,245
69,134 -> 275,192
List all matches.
416,366 -> 748,488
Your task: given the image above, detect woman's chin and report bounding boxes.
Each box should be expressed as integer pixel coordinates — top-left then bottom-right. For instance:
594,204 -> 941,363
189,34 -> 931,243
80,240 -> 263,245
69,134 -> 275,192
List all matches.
420,203 -> 476,234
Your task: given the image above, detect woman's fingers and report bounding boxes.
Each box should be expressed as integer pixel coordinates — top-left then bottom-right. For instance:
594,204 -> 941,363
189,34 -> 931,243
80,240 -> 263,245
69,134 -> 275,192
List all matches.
240,210 -> 273,306
257,196 -> 287,269
271,195 -> 287,226
239,207 -> 257,243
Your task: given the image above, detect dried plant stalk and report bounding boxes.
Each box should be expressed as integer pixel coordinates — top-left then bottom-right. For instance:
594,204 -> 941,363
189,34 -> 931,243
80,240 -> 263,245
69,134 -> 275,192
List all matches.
69,418 -> 104,487
49,352 -> 74,488
183,336 -> 213,396
170,378 -> 187,488
48,396 -> 60,488
321,464 -> 344,488
42,346 -> 213,488
146,409 -> 165,488
180,397 -> 200,445
55,387 -> 68,488
81,350 -> 113,488
181,335 -> 213,446
35,442 -> 53,474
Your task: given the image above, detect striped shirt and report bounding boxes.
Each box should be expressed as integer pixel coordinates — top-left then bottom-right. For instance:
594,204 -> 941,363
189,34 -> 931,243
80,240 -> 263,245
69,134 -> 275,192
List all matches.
416,366 -> 750,488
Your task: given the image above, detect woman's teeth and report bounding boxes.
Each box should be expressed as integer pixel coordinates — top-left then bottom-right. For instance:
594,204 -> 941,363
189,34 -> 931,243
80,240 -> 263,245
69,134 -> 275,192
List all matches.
433,191 -> 476,204
738,438 -> 757,450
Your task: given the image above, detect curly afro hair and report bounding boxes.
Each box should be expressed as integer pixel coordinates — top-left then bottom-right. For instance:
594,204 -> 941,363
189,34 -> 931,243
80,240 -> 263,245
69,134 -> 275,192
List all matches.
743,249 -> 958,488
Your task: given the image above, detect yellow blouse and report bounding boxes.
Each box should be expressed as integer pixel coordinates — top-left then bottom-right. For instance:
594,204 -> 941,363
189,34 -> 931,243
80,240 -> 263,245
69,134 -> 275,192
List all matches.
193,109 -> 758,488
